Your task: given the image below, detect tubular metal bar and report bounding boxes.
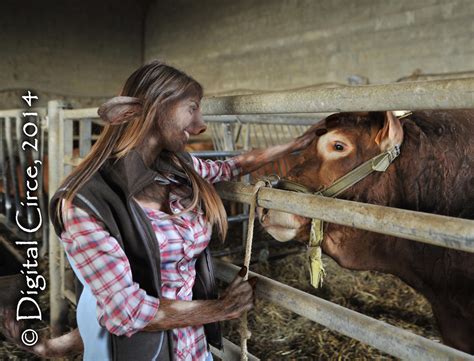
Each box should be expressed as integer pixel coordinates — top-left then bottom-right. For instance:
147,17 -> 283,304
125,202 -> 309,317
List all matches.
202,78 -> 474,115
0,108 -> 46,118
215,182 -> 474,253
228,214 -> 252,223
62,151 -> 244,164
215,260 -> 474,361
63,289 -> 76,305
47,100 -> 69,336
62,108 -> 99,119
190,150 -> 243,158
203,114 -> 328,125
59,79 -> 474,120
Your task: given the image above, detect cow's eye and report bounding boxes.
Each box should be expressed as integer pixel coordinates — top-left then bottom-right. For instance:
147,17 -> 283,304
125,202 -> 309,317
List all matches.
334,142 -> 345,151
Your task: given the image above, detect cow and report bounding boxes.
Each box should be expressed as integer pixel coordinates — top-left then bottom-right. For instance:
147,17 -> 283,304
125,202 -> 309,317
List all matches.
258,110 -> 474,353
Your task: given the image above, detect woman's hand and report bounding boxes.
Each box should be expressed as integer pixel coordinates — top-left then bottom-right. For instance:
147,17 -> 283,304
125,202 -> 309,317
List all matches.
290,125 -> 318,152
218,266 -> 257,320
143,266 -> 257,331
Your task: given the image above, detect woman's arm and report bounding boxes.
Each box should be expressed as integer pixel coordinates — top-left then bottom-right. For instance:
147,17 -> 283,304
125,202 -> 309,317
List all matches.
142,266 -> 256,331
191,127 -> 317,182
192,155 -> 242,183
61,202 -> 160,337
232,126 -> 317,175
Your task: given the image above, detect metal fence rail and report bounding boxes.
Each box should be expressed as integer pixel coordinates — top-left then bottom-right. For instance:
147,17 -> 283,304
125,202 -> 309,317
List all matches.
215,260 -> 474,360
216,182 -> 474,253
202,78 -> 474,114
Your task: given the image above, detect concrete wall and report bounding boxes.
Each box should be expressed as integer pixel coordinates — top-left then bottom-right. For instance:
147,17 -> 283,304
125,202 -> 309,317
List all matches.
2,0 -> 472,109
0,0 -> 145,109
145,0 -> 474,94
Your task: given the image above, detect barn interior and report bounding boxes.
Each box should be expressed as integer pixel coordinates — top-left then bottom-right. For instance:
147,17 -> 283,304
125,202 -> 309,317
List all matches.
1,0 -> 473,359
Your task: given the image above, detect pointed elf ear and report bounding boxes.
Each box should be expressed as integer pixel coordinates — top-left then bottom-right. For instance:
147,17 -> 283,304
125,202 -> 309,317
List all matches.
375,111 -> 404,151
97,96 -> 142,124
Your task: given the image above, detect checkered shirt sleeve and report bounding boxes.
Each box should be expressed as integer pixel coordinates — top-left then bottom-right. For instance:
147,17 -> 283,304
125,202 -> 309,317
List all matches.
60,201 -> 160,337
191,155 -> 242,183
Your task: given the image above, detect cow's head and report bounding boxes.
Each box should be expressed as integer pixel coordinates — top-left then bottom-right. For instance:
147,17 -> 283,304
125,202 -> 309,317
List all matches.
258,112 -> 404,248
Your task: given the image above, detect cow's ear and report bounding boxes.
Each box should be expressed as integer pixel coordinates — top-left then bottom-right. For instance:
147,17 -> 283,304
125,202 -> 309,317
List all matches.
98,96 -> 142,124
375,111 -> 404,150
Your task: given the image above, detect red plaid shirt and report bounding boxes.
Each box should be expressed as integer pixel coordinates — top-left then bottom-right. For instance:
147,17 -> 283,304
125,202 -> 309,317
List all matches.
60,155 -> 241,361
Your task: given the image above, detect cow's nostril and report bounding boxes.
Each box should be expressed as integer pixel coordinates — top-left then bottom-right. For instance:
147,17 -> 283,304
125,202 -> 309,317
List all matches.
260,208 -> 269,222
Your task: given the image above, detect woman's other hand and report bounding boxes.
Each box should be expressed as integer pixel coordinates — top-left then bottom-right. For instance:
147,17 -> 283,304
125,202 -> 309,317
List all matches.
218,266 -> 258,320
142,266 -> 258,331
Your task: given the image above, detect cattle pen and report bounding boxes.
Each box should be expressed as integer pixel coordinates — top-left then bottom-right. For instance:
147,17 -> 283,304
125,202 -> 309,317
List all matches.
0,77 -> 473,360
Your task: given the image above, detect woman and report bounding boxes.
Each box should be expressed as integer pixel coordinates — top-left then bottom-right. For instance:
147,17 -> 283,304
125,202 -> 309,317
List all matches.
46,61 -> 316,360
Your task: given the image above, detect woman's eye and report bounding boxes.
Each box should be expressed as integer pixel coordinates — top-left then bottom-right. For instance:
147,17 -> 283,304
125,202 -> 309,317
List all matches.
334,142 -> 344,151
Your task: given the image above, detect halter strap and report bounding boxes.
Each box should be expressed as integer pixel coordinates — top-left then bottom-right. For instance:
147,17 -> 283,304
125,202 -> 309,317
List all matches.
262,145 -> 402,288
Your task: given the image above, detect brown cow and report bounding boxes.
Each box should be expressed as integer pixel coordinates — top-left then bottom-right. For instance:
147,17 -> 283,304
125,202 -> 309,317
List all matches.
258,110 -> 474,353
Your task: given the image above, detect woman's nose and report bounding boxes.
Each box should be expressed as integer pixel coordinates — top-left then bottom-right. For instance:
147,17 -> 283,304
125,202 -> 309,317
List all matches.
189,124 -> 207,135
196,123 -> 207,134
189,116 -> 207,135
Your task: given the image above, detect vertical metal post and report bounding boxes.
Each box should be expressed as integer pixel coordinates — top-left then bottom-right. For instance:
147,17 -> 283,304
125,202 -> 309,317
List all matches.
221,123 -> 235,152
79,119 -> 92,157
63,119 -> 73,176
5,117 -> 21,221
47,100 -> 68,336
39,113 -> 49,257
0,117 -> 12,222
60,118 -> 73,299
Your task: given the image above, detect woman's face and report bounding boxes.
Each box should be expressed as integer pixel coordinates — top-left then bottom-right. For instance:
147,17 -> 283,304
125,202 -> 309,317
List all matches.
158,96 -> 207,152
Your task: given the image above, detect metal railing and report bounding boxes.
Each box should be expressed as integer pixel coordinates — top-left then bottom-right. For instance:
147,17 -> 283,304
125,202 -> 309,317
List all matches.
216,182 -> 474,253
215,260 -> 472,360
202,78 -> 474,114
0,108 -> 48,254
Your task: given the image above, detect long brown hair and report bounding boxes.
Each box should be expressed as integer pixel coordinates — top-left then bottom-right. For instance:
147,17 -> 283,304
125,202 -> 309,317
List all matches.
56,60 -> 228,240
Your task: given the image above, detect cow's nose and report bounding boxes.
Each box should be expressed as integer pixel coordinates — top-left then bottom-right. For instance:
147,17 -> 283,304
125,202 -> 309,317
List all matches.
258,207 -> 269,223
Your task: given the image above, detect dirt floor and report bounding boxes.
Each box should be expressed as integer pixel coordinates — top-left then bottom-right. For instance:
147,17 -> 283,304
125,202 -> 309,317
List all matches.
0,230 -> 439,360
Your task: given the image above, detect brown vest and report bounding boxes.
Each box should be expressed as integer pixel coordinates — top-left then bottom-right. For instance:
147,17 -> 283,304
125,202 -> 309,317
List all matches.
50,149 -> 222,360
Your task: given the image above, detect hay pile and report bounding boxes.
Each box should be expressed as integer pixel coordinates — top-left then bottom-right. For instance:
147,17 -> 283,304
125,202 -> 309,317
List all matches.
220,244 -> 439,360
